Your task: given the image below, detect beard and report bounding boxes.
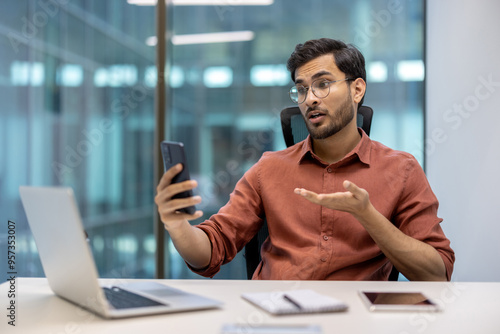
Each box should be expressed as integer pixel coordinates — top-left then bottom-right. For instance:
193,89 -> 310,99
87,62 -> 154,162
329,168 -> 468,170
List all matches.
304,91 -> 356,140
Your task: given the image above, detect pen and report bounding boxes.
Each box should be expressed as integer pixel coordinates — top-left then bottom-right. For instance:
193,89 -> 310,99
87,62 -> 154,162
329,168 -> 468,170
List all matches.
283,294 -> 303,310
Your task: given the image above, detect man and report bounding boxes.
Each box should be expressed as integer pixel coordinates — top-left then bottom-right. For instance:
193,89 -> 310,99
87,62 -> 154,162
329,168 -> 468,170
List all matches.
155,38 -> 455,281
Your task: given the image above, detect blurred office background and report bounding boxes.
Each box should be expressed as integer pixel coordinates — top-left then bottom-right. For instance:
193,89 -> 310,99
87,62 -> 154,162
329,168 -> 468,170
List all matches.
0,0 -> 425,280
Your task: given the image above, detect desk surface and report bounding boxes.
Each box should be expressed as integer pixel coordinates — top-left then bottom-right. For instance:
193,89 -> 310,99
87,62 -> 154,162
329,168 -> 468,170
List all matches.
2,278 -> 500,334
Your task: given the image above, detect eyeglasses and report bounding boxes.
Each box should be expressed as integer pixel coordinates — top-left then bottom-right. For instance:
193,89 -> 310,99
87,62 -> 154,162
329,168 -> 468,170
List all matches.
289,78 -> 353,104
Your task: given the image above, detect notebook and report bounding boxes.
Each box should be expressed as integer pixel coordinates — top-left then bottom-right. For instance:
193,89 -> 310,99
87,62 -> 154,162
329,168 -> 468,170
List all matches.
242,289 -> 348,315
19,186 -> 222,319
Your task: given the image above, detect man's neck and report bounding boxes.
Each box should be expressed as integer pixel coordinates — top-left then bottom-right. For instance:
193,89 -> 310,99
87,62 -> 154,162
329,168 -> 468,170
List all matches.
311,123 -> 361,165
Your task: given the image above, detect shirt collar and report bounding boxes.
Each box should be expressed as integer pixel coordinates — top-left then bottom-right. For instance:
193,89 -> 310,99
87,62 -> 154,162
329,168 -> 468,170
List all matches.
298,128 -> 371,166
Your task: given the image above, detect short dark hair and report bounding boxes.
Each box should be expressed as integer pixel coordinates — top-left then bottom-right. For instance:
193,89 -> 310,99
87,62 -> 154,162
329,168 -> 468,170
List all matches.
286,38 -> 366,106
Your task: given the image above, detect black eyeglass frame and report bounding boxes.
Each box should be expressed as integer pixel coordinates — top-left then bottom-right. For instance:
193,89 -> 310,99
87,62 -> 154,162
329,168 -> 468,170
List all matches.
289,78 -> 354,104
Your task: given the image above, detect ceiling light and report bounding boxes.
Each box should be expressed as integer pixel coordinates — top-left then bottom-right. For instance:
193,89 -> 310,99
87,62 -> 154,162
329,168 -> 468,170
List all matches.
171,31 -> 254,45
367,61 -> 388,83
145,36 -> 158,46
128,0 -> 273,6
396,60 -> 425,82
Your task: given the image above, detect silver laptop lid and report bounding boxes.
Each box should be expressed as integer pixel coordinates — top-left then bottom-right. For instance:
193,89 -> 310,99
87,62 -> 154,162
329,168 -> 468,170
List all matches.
19,186 -> 109,316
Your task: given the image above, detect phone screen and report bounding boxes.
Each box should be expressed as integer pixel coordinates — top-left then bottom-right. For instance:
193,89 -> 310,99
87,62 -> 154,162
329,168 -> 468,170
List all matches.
160,141 -> 196,215
359,291 -> 440,312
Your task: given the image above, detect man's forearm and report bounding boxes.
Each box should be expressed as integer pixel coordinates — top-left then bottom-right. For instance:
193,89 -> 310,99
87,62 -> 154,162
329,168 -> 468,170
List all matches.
354,203 -> 447,281
165,220 -> 212,270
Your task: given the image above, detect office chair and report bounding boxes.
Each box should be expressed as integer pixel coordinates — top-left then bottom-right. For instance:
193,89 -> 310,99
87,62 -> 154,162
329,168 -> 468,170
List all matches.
244,105 -> 399,281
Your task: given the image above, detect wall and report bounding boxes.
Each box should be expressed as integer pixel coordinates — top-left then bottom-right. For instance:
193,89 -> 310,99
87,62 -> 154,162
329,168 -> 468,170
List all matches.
426,0 -> 500,281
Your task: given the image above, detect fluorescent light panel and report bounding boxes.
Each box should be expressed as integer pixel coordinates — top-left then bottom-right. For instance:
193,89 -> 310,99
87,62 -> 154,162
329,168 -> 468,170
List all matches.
171,31 -> 254,45
397,60 -> 425,82
57,64 -> 84,87
174,0 -> 273,5
146,31 -> 254,46
128,0 -> 273,6
250,64 -> 289,86
146,36 -> 158,46
11,61 -> 44,86
203,66 -> 233,88
367,61 -> 388,83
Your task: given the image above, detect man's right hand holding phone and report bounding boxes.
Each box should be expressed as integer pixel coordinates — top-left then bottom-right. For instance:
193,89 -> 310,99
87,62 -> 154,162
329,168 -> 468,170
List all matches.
156,163 -> 203,227
155,164 -> 211,269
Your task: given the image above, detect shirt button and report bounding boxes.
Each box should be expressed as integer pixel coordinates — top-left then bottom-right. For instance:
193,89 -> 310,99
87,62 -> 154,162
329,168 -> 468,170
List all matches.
320,258 -> 327,262
323,235 -> 329,241
327,168 -> 333,173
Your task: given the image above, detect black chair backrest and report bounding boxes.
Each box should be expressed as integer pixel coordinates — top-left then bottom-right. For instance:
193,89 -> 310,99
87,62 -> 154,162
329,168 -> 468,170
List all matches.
244,105 -> 398,281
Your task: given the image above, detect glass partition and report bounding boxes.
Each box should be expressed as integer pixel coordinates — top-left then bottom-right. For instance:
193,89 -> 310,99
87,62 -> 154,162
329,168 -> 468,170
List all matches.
0,1 -> 156,280
166,0 -> 425,279
0,0 -> 424,281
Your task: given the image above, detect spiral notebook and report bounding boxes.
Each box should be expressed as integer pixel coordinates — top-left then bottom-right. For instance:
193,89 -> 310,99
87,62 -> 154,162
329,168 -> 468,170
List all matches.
242,290 -> 348,315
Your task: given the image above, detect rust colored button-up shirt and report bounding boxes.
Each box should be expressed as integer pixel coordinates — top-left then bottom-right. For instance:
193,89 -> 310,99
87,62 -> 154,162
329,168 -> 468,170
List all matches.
193,130 -> 455,280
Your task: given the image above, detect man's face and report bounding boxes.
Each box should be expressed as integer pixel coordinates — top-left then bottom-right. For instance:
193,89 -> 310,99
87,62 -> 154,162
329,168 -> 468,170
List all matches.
294,54 -> 356,140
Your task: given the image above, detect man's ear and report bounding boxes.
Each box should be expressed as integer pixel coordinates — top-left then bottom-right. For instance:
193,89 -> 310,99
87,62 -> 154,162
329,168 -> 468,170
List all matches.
351,78 -> 366,104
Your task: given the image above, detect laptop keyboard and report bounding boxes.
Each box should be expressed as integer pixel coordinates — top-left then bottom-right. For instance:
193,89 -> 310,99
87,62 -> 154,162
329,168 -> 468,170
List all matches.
103,287 -> 166,309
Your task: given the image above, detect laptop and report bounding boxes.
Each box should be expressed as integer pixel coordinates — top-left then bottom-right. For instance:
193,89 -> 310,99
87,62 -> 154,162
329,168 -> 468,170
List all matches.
19,186 -> 222,319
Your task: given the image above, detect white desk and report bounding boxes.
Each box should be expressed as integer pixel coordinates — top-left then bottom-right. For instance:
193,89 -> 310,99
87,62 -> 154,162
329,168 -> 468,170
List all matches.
2,278 -> 500,334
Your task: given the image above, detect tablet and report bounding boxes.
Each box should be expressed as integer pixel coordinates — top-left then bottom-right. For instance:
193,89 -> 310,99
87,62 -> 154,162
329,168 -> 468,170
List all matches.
359,291 -> 441,312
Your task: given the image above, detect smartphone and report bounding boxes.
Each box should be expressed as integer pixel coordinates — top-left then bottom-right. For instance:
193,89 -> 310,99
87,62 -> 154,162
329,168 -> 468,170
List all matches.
359,291 -> 441,312
160,141 -> 196,215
